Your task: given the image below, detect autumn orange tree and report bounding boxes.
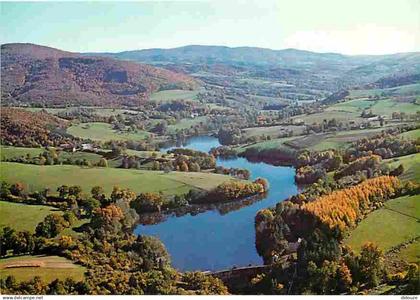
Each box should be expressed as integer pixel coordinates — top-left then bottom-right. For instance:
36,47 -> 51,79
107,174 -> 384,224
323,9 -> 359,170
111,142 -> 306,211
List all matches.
302,176 -> 401,232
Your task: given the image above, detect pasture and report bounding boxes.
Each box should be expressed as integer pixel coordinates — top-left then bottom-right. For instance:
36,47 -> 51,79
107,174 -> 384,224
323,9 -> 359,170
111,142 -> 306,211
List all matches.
1,146 -> 44,160
0,255 -> 85,282
167,116 -> 208,133
150,89 -> 200,102
1,146 -> 104,165
385,153 -> 420,183
344,194 -> 420,254
370,99 -> 419,117
236,136 -> 298,152
398,241 -> 420,264
291,110 -> 362,125
67,122 -> 150,141
326,99 -> 374,113
242,125 -> 305,139
349,83 -> 420,98
0,162 -> 238,196
0,201 -> 62,233
22,106 -> 139,117
398,128 -> 420,140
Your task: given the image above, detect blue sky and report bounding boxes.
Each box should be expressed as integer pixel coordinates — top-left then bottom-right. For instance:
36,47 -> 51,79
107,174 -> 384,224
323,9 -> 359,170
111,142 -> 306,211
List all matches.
1,0 -> 419,55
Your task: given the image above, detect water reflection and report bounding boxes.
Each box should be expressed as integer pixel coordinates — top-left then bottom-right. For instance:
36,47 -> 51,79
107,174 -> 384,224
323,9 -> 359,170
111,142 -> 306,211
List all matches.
135,136 -> 297,271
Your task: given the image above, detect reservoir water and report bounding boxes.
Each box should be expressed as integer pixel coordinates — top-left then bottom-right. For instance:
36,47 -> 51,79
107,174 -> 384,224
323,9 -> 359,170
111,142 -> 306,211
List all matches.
134,136 -> 297,271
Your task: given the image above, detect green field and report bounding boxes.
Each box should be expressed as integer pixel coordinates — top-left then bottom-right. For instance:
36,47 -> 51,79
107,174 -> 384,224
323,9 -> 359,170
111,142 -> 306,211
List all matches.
150,89 -> 200,102
385,153 -> 420,183
345,194 -> 420,254
167,116 -> 208,133
22,106 -> 139,117
0,255 -> 85,282
0,201 -> 88,237
0,201 -> 62,233
398,129 -> 420,140
0,162 -> 238,196
327,99 -> 374,113
398,240 -> 420,263
242,125 -> 305,139
308,127 -> 391,151
349,84 -> 420,98
67,122 -> 150,141
1,146 -> 44,160
238,127 -> 390,152
236,136 -> 298,152
1,146 -> 104,164
370,99 -> 419,117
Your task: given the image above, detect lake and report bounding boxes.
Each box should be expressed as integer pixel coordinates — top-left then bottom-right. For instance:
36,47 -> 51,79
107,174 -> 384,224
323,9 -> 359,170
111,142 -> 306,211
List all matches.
135,136 -> 297,271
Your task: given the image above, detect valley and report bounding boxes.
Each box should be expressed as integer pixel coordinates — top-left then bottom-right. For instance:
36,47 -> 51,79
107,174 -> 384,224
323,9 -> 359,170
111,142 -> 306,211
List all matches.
1,42 -> 419,295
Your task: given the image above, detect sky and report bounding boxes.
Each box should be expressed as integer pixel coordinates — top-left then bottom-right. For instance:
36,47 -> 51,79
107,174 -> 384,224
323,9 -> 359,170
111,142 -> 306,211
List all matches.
1,0 -> 419,55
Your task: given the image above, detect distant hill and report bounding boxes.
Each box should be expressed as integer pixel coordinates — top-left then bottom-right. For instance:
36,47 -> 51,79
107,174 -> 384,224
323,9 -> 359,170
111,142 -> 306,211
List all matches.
88,45 -> 420,94
88,45 -> 361,71
1,43 -> 199,107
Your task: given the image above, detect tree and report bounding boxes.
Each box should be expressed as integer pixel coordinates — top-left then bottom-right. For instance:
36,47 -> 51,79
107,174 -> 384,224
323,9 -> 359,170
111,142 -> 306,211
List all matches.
57,185 -> 70,199
98,158 -> 108,167
110,186 -> 136,203
10,182 -> 25,197
80,197 -> 100,217
131,192 -> 164,213
152,161 -> 160,171
69,185 -> 83,199
390,164 -> 404,176
0,181 -> 11,198
1,227 -> 17,256
181,272 -> 229,295
359,242 -> 385,288
180,161 -> 189,172
90,204 -> 124,232
131,235 -> 171,270
35,214 -> 70,238
91,186 -> 106,202
189,162 -> 201,172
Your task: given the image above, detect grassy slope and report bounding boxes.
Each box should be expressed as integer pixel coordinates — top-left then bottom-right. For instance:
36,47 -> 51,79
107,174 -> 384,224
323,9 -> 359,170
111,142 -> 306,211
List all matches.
0,201 -> 62,232
344,194 -> 420,254
0,255 -> 85,282
237,127 -> 389,153
398,241 -> 420,263
0,162 -> 238,196
1,146 -> 44,160
242,125 -> 305,139
23,107 -> 139,117
1,146 -> 104,164
370,99 -> 419,117
0,201 -> 88,237
167,116 -> 208,133
67,122 -> 150,141
349,83 -> 420,98
150,89 -> 200,102
398,128 -> 420,140
385,153 -> 420,183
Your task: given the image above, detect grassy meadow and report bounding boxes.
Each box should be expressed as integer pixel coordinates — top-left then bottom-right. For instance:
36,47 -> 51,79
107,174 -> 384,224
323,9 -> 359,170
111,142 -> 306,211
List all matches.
344,194 -> 420,255
348,83 -> 420,98
1,146 -> 44,160
150,89 -> 200,102
0,162 -> 238,196
398,128 -> 420,140
0,255 -> 85,282
167,116 -> 208,133
1,146 -> 104,165
67,122 -> 150,141
385,153 -> 420,183
0,201 -> 62,233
